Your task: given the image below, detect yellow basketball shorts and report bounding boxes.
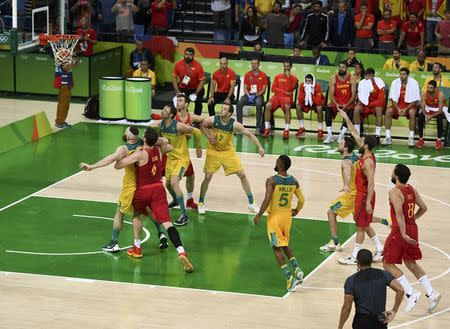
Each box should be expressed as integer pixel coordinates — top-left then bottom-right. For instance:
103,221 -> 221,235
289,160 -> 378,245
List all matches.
204,149 -> 243,176
165,158 -> 190,180
118,185 -> 136,215
267,212 -> 292,247
329,191 -> 356,219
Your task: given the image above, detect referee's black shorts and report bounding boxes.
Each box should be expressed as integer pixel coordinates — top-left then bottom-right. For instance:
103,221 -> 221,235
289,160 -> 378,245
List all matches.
352,313 -> 387,329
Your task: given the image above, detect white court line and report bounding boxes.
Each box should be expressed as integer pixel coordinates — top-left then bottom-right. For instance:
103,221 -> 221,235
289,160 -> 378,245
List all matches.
5,214 -> 151,256
390,307 -> 450,328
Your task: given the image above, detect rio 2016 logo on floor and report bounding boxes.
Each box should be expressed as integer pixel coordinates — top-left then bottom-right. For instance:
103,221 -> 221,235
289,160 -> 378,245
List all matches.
294,145 -> 450,163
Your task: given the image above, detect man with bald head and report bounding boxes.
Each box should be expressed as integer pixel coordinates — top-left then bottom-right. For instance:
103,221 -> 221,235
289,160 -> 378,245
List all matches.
208,57 -> 237,116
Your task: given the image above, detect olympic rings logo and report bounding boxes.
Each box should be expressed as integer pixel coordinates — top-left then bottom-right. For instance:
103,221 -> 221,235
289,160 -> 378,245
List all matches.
0,35 -> 9,43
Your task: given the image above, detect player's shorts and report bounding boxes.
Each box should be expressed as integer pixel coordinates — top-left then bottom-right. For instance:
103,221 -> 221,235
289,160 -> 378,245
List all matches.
383,225 -> 422,264
118,185 -> 136,215
329,102 -> 355,119
165,158 -> 192,180
161,154 -> 194,177
354,191 -> 375,228
204,148 -> 243,176
267,211 -> 292,247
269,95 -> 293,112
387,104 -> 417,120
133,183 -> 170,223
298,104 -> 322,113
330,191 -> 356,219
357,102 -> 384,118
424,105 -> 448,114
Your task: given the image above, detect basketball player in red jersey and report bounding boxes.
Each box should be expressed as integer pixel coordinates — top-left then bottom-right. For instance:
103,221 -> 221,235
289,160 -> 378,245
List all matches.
325,61 -> 357,144
337,108 -> 384,265
114,127 -> 194,273
380,164 -> 441,313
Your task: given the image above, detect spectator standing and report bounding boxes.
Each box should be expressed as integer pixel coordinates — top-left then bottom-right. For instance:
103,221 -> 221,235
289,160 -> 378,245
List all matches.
151,0 -> 174,35
172,48 -> 206,119
71,0 -> 93,30
208,58 -> 237,116
377,8 -> 397,54
212,0 -> 233,41
90,0 -> 104,33
405,0 -> 425,21
409,50 -> 430,72
398,12 -> 425,55
239,5 -> 262,46
330,0 -> 354,48
75,16 -> 97,56
435,10 -> 450,55
284,3 -> 303,49
134,0 -> 151,37
312,46 -> 330,66
300,1 -> 329,47
383,48 -> 410,70
354,3 -> 375,50
424,0 -> 446,46
129,40 -> 155,73
100,0 -> 116,35
338,249 -> 404,329
254,0 -> 275,21
112,0 -> 139,42
133,59 -> 156,96
236,58 -> 268,134
264,1 -> 290,48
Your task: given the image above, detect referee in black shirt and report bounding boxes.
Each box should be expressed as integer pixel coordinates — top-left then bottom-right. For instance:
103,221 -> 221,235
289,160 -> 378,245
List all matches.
338,249 -> 404,329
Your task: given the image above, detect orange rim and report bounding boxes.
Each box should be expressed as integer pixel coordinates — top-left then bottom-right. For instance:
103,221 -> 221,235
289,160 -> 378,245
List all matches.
47,34 -> 80,41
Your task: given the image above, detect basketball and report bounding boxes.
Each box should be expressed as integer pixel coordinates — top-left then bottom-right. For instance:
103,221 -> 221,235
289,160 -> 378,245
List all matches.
56,48 -> 72,63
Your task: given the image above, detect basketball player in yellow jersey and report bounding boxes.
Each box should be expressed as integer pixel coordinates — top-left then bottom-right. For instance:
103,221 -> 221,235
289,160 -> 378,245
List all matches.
254,155 -> 305,292
79,127 -> 170,253
150,105 -> 202,226
199,102 -> 265,215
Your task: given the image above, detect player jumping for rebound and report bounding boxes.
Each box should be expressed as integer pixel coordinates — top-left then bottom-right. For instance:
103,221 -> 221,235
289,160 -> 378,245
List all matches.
254,155 -> 305,292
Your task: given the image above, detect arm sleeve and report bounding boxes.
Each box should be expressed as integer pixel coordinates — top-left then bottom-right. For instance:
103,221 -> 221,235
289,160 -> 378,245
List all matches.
344,277 -> 354,295
294,188 -> 305,210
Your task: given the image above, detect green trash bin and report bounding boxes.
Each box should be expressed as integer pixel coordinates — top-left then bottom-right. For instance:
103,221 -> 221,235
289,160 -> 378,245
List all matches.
99,77 -> 125,120
125,77 -> 151,122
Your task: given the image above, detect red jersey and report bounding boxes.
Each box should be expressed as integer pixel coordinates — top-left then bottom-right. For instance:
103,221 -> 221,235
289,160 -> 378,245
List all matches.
377,19 -> 397,42
243,70 -> 268,94
176,111 -> 191,125
333,74 -> 352,106
297,82 -> 325,105
368,82 -> 386,107
271,73 -> 298,99
398,85 -> 409,109
390,184 -> 417,230
425,92 -> 440,108
355,153 -> 376,193
355,13 -> 375,38
212,67 -> 236,93
173,59 -> 206,89
136,148 -> 163,189
151,1 -> 173,28
402,21 -> 424,47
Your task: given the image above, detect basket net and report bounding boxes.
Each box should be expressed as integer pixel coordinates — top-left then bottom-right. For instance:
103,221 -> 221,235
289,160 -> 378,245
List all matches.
47,34 -> 80,66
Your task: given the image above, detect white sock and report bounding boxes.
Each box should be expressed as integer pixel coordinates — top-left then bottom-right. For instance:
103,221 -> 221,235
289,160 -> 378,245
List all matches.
397,274 -> 414,296
386,129 -> 391,138
351,243 -> 361,259
176,246 -> 186,255
134,239 -> 141,247
318,122 -> 323,130
265,122 -> 270,129
285,124 -> 290,130
371,235 -> 383,252
340,127 -> 347,136
419,275 -> 433,296
355,124 -> 360,135
299,120 -> 304,128
327,127 -> 333,135
409,130 -> 415,138
187,192 -> 193,199
375,126 -> 381,136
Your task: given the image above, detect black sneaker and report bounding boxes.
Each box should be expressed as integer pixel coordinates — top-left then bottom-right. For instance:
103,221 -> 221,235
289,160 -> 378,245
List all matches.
168,200 -> 179,208
102,240 -> 120,252
159,233 -> 168,249
375,135 -> 381,145
174,214 -> 189,226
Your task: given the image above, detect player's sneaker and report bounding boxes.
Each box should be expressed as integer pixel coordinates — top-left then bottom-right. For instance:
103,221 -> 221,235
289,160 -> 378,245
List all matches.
427,290 -> 441,313
283,130 -> 290,139
408,137 -> 415,147
168,200 -> 179,208
415,138 -> 425,148
294,267 -> 304,283
405,290 -> 421,312
286,275 -> 299,292
127,245 -> 143,258
296,127 -> 306,138
262,128 -> 271,138
198,202 -> 206,215
174,214 -> 189,226
323,134 -> 334,144
159,233 -> 168,250
186,198 -> 198,210
382,137 -> 392,146
338,255 -> 357,265
317,129 -> 324,139
102,240 -> 120,252
178,253 -> 194,273
373,250 -> 384,262
248,202 -> 260,214
435,139 -> 443,150
319,240 -> 342,252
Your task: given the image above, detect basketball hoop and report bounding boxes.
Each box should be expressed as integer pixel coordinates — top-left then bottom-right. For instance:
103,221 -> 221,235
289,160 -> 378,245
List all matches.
45,34 -> 80,66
